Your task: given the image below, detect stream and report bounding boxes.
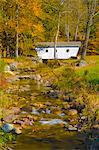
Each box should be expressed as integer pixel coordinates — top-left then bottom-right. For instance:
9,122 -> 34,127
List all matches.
10,129 -> 85,150
7,70 -> 86,150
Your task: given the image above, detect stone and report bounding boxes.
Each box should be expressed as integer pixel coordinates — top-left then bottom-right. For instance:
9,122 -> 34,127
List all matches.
47,90 -> 59,99
52,106 -> 62,115
68,109 -> 78,116
9,62 -> 18,71
4,65 -> 11,72
46,109 -> 51,114
4,65 -> 15,75
13,120 -> 24,125
7,76 -> 19,83
68,125 -> 78,131
78,60 -> 87,67
33,102 -> 44,108
32,107 -> 39,115
11,107 -> 21,114
81,116 -> 86,120
2,123 -> 14,133
36,74 -> 42,81
63,102 -> 70,109
58,113 -> 65,117
14,125 -> 22,134
92,124 -> 99,129
39,119 -> 67,125
21,106 -> 32,113
45,102 -> 51,106
4,114 -> 19,122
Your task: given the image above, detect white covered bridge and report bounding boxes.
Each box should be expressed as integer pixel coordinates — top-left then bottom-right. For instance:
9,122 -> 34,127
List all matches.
35,42 -> 81,60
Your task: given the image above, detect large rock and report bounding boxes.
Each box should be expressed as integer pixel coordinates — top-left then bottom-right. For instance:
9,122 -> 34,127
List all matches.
4,114 -> 19,122
2,123 -> 14,133
78,60 -> 87,67
14,126 -> 22,134
4,65 -> 11,72
9,62 -> 18,71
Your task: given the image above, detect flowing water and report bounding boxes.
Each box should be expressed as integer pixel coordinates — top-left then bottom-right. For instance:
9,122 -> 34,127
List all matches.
8,75 -> 85,150
10,128 -> 85,150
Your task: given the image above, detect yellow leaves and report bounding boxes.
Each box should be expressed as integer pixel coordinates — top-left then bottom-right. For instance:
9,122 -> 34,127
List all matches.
32,23 -> 45,41
8,19 -> 16,28
33,24 -> 44,33
0,15 -> 4,32
28,0 -> 42,17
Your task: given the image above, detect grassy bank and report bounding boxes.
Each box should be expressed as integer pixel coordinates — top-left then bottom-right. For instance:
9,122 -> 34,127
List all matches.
0,55 -> 99,124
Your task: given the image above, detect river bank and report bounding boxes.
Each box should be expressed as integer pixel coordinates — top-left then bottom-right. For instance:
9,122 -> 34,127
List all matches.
0,56 -> 99,150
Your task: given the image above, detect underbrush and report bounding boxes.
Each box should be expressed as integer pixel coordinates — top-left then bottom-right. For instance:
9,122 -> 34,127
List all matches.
0,128 -> 16,149
0,60 -> 7,72
47,66 -> 99,126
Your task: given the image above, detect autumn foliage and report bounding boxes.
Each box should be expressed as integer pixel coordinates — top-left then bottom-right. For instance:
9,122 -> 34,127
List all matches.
0,0 -> 98,57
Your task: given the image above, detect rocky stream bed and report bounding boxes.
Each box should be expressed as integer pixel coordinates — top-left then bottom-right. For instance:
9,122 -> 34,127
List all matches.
0,62 -> 99,150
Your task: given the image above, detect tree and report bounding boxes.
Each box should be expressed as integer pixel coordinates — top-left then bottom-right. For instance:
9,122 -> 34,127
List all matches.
81,0 -> 98,59
0,0 -> 45,57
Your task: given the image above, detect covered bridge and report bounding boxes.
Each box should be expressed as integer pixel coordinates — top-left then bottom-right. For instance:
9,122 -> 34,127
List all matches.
35,42 -> 81,60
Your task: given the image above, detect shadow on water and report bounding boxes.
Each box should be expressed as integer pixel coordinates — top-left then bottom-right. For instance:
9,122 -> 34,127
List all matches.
9,78 -> 86,150
10,128 -> 86,150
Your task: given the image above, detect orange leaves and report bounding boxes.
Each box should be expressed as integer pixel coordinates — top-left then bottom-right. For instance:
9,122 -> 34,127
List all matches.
0,15 -> 4,32
32,23 -> 45,41
28,0 -> 42,17
33,24 -> 44,34
0,75 -> 8,89
8,19 -> 16,28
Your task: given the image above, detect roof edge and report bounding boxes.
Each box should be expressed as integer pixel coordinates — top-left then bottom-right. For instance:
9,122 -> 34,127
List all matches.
36,41 -> 81,47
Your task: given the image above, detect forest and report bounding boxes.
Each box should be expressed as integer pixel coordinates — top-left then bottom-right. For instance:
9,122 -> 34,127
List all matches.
0,0 -> 99,58
0,0 -> 99,150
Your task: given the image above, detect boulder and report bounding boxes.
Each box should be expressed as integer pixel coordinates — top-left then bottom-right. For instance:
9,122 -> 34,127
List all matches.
78,60 -> 87,67
4,114 -> 19,122
14,125 -> 22,134
15,127 -> 22,134
2,123 -> 14,133
9,62 -> 18,71
11,107 -> 21,114
4,65 -> 11,72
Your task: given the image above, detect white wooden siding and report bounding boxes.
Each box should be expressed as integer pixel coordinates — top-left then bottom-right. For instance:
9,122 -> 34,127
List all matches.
36,46 -> 79,59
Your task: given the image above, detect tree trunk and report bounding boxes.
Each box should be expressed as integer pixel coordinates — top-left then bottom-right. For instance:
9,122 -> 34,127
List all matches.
5,30 -> 9,58
16,32 -> 19,57
81,18 -> 92,59
6,45 -> 9,58
54,12 -> 61,59
65,13 -> 70,42
81,0 -> 97,60
74,16 -> 80,41
1,49 -> 4,58
16,4 -> 19,58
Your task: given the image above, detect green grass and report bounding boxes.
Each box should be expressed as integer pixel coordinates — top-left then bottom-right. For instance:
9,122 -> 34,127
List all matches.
0,60 -> 7,72
76,56 -> 99,88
